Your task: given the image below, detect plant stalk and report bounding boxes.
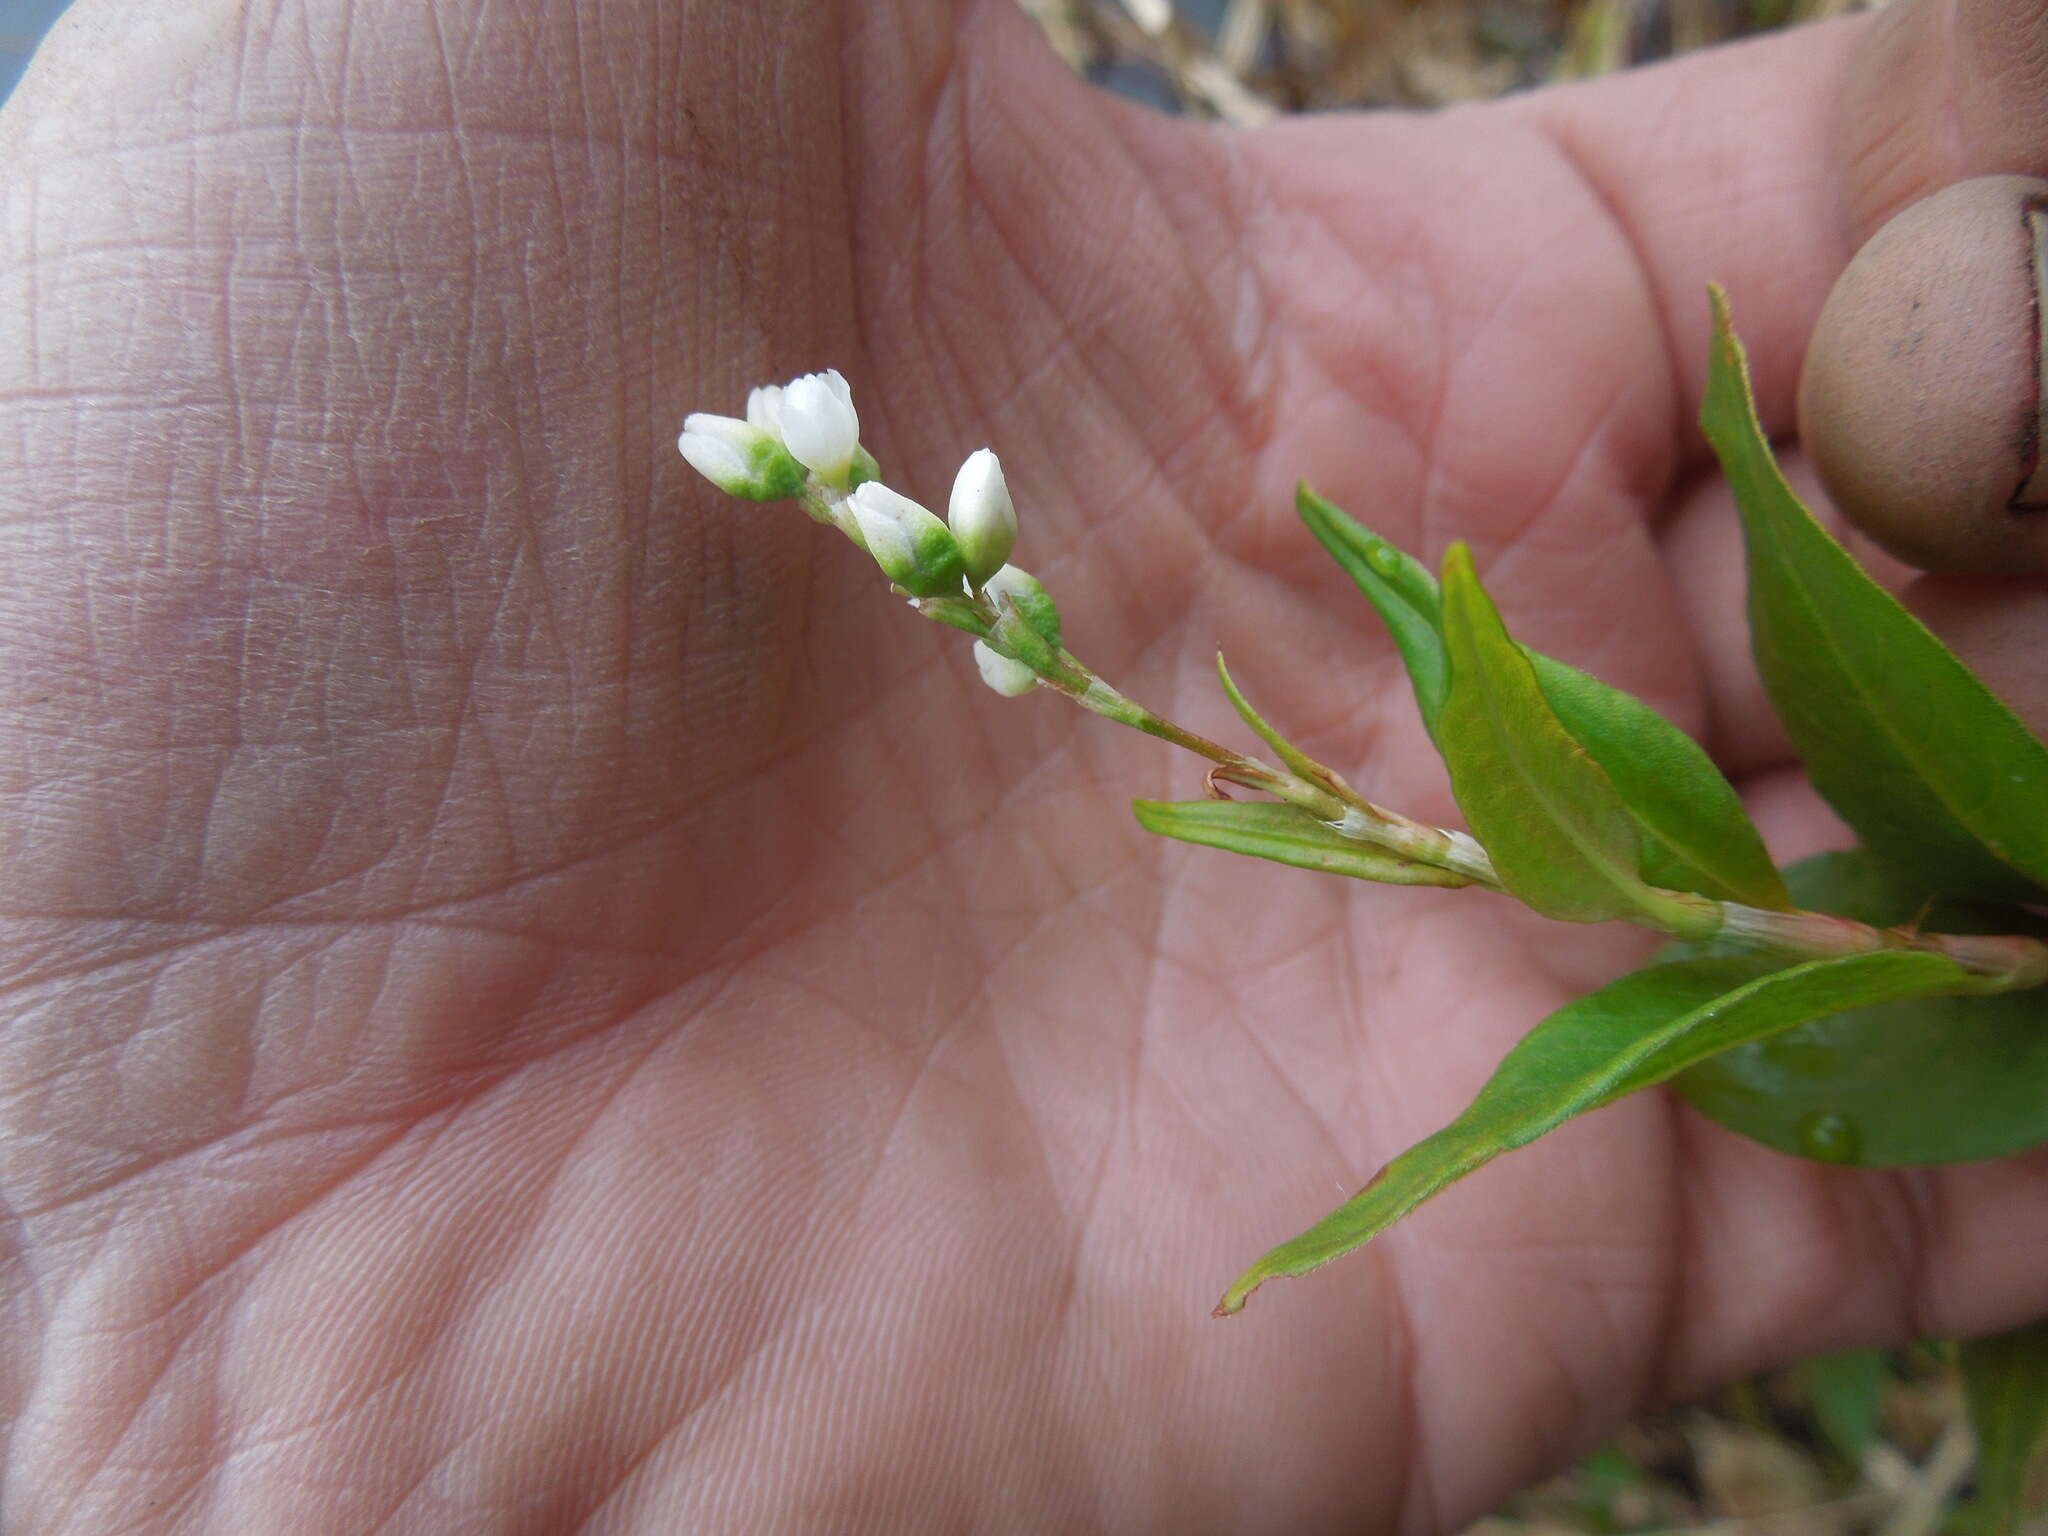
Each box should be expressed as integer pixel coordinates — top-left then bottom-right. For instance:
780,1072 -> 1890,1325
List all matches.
928,603 -> 2048,993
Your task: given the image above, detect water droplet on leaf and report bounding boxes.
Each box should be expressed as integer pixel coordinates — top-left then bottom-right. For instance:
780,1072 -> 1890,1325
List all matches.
1797,1110 -> 1862,1165
1366,545 -> 1403,577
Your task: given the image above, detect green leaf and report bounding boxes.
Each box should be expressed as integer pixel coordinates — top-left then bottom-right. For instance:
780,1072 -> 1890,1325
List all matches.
1959,1321 -> 2048,1533
1703,286 -> 2048,903
1298,485 -> 1449,726
1533,652 -> 1790,910
1803,1349 -> 1886,1462
1298,486 -> 1788,910
1674,850 -> 2048,1165
1131,800 -> 1472,889
1214,654 -> 1352,802
1437,543 -> 1677,925
1217,948 -> 1971,1314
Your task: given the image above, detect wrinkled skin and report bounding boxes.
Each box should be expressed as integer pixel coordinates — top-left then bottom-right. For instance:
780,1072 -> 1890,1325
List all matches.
2,1 -> 2047,1530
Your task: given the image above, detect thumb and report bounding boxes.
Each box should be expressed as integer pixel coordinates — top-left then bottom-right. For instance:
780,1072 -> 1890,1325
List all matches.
1837,0 -> 2048,239
1827,0 -> 2048,754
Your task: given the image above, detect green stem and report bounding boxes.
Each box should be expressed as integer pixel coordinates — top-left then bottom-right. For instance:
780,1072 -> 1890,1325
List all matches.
1710,901 -> 2048,990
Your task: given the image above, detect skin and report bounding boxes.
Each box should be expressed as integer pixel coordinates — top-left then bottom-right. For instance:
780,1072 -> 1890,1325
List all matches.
1798,175 -> 2048,575
1904,574 -> 2048,728
1,0 -> 2045,1530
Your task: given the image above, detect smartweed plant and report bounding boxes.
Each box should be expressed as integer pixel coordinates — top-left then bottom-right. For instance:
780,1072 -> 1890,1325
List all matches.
679,292 -> 2048,1519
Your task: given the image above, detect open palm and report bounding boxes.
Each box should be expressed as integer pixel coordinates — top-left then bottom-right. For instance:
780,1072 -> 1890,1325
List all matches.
4,0 -> 2046,1529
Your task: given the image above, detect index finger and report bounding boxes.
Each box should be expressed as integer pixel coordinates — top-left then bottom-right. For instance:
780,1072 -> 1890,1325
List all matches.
1513,0 -> 2048,442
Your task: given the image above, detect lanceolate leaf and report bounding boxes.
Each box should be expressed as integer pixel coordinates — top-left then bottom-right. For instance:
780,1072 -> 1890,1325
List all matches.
1674,850 -> 2048,1165
1437,543 -> 1667,924
1132,800 -> 1472,888
1216,948 -> 1972,1315
1959,1321 -> 2048,1533
1534,653 -> 1789,909
1298,485 -> 1449,725
1214,654 -> 1352,802
1703,286 -> 2048,902
1298,487 -> 1787,910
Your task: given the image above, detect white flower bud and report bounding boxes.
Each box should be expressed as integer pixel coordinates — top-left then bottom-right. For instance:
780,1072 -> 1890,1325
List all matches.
973,639 -> 1037,698
980,563 -> 1062,650
948,448 -> 1017,587
779,369 -> 862,486
845,483 -> 968,597
678,413 -> 805,500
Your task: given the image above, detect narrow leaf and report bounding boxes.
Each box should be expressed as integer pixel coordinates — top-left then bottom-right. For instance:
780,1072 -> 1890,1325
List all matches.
1214,654 -> 1351,801
1437,542 -> 1660,923
1217,949 -> 1971,1315
1132,799 -> 1471,888
1533,654 -> 1790,909
1959,1320 -> 2048,1532
1298,487 -> 1787,909
1703,286 -> 2048,902
1298,484 -> 1449,726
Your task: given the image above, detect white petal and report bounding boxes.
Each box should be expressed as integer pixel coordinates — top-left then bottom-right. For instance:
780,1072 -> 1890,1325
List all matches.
681,411 -> 752,446
676,429 -> 750,488
780,371 -> 862,480
846,483 -> 918,572
974,640 -> 1038,698
746,384 -> 785,434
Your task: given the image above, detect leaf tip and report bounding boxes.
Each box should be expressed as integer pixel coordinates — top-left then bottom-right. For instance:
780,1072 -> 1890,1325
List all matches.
1214,1271 -> 1267,1317
1705,283 -> 1749,378
1438,542 -> 1486,621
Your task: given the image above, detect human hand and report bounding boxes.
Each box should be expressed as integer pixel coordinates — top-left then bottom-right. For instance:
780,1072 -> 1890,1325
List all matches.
2,0 -> 2043,1529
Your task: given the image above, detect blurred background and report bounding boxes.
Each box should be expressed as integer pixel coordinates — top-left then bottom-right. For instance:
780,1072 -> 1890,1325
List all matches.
1019,0 -> 1860,118
0,0 -> 2038,1531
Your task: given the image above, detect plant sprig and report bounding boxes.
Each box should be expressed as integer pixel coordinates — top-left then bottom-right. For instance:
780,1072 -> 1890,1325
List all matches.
678,295 -> 2048,1318
678,367 -> 2048,992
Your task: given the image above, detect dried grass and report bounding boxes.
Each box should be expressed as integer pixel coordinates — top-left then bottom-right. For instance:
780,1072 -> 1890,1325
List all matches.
1020,0 -> 1880,119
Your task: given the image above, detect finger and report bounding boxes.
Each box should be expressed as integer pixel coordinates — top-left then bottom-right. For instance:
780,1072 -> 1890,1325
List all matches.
1658,1110 -> 2048,1403
1512,0 -> 2048,446
1838,0 -> 2048,240
1508,20 -> 1870,439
